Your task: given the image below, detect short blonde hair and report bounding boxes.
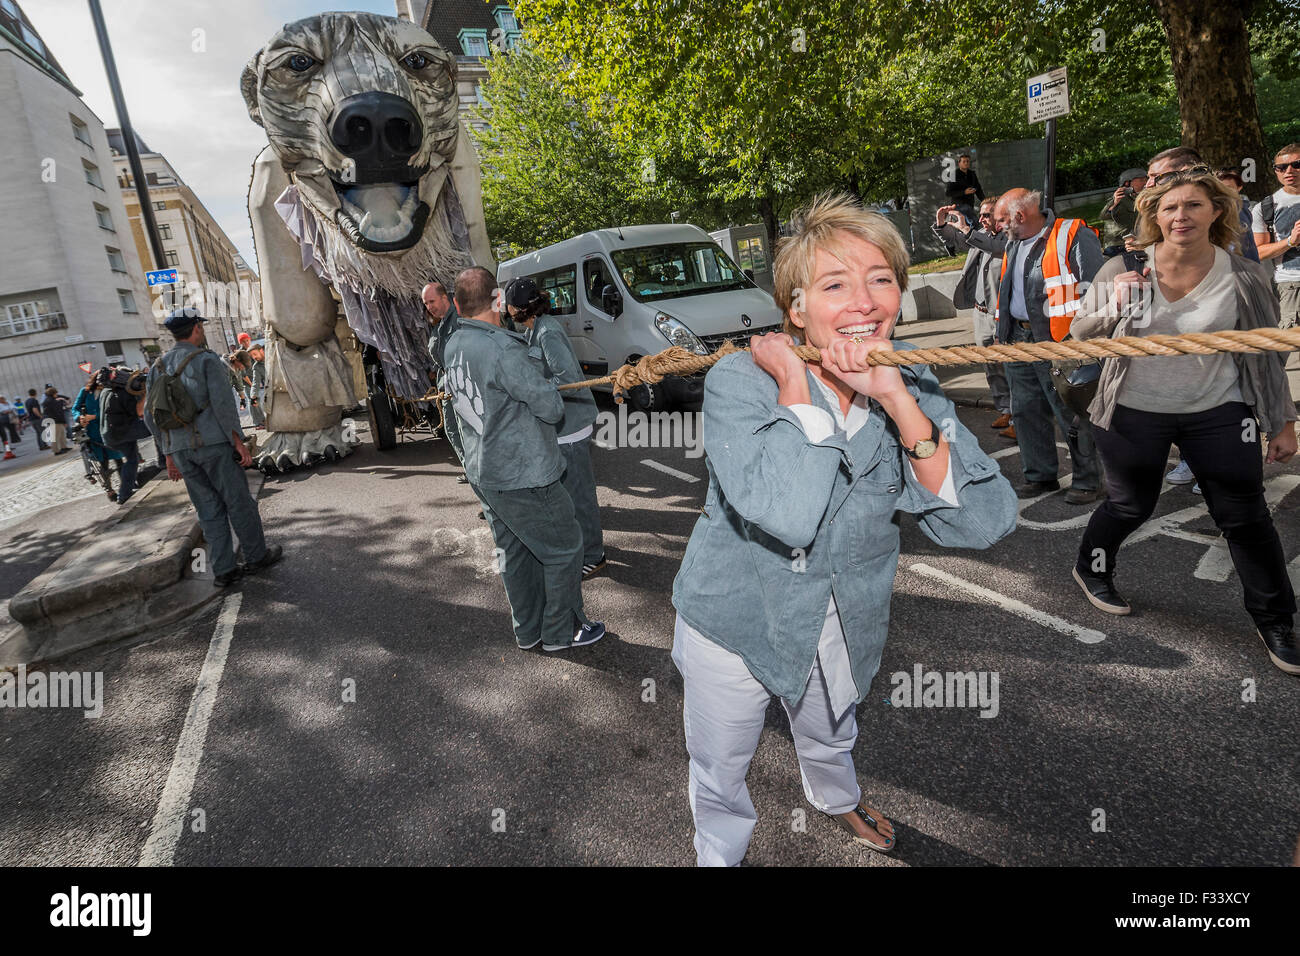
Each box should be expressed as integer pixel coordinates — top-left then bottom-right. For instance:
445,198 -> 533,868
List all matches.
773,192 -> 910,336
1133,170 -> 1242,251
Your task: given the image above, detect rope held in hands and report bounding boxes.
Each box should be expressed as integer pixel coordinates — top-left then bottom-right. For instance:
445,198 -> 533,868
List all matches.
414,326 -> 1300,405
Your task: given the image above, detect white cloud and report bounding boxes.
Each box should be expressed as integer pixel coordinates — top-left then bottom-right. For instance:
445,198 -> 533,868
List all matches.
23,0 -> 399,272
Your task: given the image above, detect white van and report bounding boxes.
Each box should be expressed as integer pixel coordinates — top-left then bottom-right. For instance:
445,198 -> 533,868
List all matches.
496,224 -> 783,411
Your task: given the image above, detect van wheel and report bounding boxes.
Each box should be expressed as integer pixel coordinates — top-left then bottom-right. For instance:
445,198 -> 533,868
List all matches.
624,382 -> 669,414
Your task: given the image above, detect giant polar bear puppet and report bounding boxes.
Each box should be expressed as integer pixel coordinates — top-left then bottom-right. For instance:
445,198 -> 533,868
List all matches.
241,11 -> 493,470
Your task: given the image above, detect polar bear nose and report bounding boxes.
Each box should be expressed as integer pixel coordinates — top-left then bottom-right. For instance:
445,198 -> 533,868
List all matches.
329,92 -> 423,176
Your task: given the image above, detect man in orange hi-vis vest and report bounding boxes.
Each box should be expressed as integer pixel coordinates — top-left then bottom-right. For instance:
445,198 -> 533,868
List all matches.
993,187 -> 1105,505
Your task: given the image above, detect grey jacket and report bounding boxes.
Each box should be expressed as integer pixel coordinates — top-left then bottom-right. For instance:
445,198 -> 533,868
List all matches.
527,315 -> 597,439
671,345 -> 1018,704
444,317 -> 565,491
949,227 -> 1008,317
995,211 -> 1104,344
145,342 -> 241,454
427,306 -> 459,381
1071,253 -> 1297,435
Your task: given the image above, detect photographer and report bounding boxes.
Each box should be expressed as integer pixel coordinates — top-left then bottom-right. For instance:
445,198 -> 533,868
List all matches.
936,198 -> 1013,434
1101,168 -> 1147,258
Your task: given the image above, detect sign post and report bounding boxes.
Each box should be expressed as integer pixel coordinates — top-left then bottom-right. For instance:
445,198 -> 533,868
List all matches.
1027,66 -> 1070,211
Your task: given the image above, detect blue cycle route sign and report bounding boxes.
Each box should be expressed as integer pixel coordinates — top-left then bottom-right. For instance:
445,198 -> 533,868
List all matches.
146,268 -> 179,286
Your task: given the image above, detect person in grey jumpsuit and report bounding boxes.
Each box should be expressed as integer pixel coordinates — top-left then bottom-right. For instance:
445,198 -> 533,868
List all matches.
443,267 -> 606,652
504,277 -> 607,577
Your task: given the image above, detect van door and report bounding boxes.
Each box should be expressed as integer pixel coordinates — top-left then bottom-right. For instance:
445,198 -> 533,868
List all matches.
571,254 -> 618,378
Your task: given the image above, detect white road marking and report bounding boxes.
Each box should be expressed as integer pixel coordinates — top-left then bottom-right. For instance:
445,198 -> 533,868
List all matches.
139,593 -> 242,867
908,563 -> 1107,644
641,459 -> 699,483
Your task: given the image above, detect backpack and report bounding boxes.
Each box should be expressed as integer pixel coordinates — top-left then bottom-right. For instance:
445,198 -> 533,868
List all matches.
146,349 -> 209,435
1259,194 -> 1275,237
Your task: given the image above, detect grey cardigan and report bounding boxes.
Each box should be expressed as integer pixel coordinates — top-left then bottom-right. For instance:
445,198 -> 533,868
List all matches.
671,344 -> 1018,704
1071,252 -> 1297,435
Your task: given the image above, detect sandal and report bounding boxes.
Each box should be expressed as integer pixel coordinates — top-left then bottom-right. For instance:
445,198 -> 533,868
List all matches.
829,802 -> 895,853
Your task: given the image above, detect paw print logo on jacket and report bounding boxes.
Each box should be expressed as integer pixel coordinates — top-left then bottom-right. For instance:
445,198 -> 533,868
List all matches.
446,354 -> 484,434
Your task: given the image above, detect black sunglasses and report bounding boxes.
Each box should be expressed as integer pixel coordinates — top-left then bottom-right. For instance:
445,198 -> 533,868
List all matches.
1274,160 -> 1300,173
1152,164 -> 1210,185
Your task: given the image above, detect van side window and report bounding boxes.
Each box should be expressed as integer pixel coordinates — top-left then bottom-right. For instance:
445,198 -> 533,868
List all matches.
583,258 -> 614,312
530,265 -> 577,316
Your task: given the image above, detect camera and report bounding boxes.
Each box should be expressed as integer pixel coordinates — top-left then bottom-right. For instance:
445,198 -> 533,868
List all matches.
1122,186 -> 1137,200
946,212 -> 966,226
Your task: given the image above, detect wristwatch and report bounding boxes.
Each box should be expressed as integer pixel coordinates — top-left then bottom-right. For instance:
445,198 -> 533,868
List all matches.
898,418 -> 941,460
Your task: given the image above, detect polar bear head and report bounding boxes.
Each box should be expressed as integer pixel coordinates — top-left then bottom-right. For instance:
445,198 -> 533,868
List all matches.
242,12 -> 473,290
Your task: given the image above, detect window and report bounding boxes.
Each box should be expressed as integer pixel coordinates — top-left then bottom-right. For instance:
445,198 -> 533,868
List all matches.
158,223 -> 172,239
529,265 -> 577,316
118,172 -> 132,188
93,203 -> 113,230
165,250 -> 179,267
0,297 -> 66,338
459,28 -> 489,57
610,242 -> 750,303
117,291 -> 137,314
493,7 -> 518,32
583,257 -> 617,313
106,246 -> 126,273
103,339 -> 124,357
735,237 -> 768,274
83,160 -> 103,189
70,115 -> 92,146
153,201 -> 166,211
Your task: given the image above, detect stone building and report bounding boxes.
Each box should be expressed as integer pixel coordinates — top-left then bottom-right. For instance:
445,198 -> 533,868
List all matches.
0,0 -> 157,400
108,129 -> 253,352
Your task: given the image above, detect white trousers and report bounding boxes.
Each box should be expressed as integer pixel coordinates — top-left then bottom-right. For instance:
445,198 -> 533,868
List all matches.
671,615 -> 862,867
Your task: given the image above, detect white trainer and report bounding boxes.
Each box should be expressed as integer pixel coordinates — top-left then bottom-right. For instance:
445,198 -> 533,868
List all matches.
1165,460 -> 1195,484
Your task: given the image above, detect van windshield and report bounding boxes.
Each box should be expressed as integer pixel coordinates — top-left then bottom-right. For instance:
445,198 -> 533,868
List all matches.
610,242 -> 754,303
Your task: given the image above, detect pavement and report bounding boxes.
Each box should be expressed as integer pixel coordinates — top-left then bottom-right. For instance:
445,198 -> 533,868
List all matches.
1,313 -> 1299,867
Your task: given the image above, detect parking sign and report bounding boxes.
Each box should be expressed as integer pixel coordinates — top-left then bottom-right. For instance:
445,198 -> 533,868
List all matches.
1027,67 -> 1070,123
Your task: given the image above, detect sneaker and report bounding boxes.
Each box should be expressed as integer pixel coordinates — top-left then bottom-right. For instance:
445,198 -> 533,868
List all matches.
1072,566 -> 1131,615
242,543 -> 283,575
1165,460 -> 1195,484
1257,624 -> 1300,675
517,635 -> 542,650
1192,483 -> 1202,495
582,555 -> 608,579
543,621 -> 606,652
456,473 -> 469,484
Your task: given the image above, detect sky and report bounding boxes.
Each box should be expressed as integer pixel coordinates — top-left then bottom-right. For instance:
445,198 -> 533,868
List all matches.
23,0 -> 405,274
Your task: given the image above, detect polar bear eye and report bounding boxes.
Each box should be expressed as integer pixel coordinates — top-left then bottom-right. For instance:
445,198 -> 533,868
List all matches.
286,53 -> 316,73
401,51 -> 431,71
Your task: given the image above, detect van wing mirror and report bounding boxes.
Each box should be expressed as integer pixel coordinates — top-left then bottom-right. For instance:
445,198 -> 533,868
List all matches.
601,284 -> 623,318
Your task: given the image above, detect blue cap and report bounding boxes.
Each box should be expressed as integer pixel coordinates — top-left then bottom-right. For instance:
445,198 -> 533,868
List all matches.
164,307 -> 206,333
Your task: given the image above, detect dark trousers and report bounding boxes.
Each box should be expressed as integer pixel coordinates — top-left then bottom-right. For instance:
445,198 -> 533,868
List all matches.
109,439 -> 140,504
29,416 -> 47,448
1076,402 -> 1295,628
1004,322 -> 1101,490
1,417 -> 18,443
476,480 -> 588,648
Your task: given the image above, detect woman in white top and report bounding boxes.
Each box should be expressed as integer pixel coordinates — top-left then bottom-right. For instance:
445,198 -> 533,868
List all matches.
1070,169 -> 1300,674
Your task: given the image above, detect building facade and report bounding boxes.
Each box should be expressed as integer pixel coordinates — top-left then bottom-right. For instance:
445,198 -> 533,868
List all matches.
408,1 -> 521,132
108,129 -> 254,352
0,0 -> 158,400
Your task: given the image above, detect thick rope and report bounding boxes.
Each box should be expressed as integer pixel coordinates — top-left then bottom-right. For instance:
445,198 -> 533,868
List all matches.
413,326 -> 1300,404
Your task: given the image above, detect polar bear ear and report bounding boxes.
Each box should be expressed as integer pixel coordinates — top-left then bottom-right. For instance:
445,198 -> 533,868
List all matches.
240,51 -> 264,128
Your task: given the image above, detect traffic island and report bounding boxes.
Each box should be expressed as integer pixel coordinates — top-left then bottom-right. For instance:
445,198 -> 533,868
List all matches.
0,469 -> 264,667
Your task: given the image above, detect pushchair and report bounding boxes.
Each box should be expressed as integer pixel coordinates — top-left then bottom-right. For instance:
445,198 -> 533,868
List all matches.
70,421 -> 120,502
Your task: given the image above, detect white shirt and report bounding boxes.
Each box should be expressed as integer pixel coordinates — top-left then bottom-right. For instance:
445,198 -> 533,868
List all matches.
1009,224 -> 1050,321
1251,188 -> 1300,283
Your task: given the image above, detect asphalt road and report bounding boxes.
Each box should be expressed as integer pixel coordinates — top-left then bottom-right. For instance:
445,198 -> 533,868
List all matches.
2,397 -> 1298,866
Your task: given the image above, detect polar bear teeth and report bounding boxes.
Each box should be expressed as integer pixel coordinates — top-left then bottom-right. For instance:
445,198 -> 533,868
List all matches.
338,183 -> 421,244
